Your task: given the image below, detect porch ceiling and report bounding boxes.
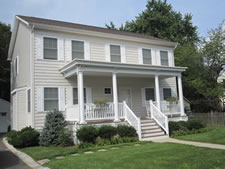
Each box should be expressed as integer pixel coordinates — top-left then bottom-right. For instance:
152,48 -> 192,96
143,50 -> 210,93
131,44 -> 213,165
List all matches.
59,59 -> 187,78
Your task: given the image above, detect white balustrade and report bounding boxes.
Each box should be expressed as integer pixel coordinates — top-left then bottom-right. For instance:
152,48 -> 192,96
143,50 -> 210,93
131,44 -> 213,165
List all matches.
123,101 -> 141,140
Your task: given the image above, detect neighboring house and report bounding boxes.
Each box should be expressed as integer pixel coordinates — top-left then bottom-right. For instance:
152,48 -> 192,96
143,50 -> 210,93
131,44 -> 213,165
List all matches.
8,15 -> 188,140
0,99 -> 10,133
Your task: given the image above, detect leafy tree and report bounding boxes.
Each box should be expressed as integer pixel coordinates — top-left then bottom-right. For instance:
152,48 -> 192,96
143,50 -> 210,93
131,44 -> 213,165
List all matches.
106,0 -> 199,45
0,22 -> 11,101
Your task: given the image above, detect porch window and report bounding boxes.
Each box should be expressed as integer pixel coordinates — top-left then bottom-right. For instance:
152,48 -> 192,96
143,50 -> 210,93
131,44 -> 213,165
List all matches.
145,88 -> 155,101
110,45 -> 121,62
44,88 -> 58,111
73,88 -> 86,104
163,88 -> 172,100
104,88 -> 112,95
44,37 -> 58,60
72,40 -> 84,59
160,51 -> 169,66
142,48 -> 152,64
27,89 -> 31,113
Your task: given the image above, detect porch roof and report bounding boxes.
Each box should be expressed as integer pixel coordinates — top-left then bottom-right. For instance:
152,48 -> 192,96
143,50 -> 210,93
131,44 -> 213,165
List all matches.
59,59 -> 187,78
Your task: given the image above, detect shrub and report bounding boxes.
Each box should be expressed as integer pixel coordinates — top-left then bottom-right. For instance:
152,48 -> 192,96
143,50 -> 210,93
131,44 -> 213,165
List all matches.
172,128 -> 208,137
96,139 -> 111,146
98,125 -> 117,139
78,142 -> 95,149
116,125 -> 137,137
39,111 -> 66,146
76,126 -> 98,143
187,120 -> 205,130
7,127 -> 40,148
57,128 -> 74,147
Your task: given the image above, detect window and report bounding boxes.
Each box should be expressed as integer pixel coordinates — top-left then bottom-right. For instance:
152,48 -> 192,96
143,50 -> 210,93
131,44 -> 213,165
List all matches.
27,89 -> 31,112
73,88 -> 86,104
160,51 -> 169,66
44,37 -> 58,60
163,88 -> 172,100
72,40 -> 84,59
44,88 -> 58,111
104,88 -> 112,95
142,48 -> 152,64
145,88 -> 155,101
110,45 -> 121,62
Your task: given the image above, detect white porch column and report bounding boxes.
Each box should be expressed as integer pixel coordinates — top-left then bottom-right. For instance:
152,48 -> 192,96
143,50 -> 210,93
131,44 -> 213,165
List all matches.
178,75 -> 185,116
77,71 -> 86,124
155,75 -> 161,110
112,73 -> 120,122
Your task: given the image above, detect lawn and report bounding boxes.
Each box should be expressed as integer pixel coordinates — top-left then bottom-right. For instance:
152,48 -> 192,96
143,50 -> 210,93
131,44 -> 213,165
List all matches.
175,126 -> 225,145
21,142 -> 225,169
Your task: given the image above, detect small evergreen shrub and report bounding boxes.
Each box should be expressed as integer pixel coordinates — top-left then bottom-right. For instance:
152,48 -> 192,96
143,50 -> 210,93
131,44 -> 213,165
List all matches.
187,120 -> 205,130
57,128 -> 74,147
98,125 -> 117,139
7,127 -> 39,148
116,125 -> 137,137
76,126 -> 98,143
39,111 -> 66,146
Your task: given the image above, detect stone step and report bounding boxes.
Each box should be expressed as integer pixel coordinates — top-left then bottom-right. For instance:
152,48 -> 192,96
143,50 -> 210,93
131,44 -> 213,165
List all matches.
141,128 -> 162,134
142,131 -> 165,137
141,125 -> 159,130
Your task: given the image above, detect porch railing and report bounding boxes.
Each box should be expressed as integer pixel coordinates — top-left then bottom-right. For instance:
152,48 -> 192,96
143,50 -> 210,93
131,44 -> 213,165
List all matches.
149,100 -> 169,135
85,102 -> 124,120
123,101 -> 142,140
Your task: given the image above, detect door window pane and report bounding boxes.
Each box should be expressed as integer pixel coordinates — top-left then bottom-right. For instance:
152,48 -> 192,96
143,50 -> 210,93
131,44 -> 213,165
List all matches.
145,88 -> 155,101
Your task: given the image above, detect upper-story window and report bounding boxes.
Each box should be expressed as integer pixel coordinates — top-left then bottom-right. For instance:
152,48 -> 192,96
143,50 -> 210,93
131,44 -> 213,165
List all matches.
110,45 -> 121,62
72,40 -> 84,59
44,37 -> 58,60
160,51 -> 169,66
142,48 -> 152,64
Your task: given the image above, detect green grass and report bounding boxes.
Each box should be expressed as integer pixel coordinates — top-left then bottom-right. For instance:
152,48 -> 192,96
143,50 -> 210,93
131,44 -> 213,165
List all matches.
21,142 -> 225,169
175,126 -> 225,145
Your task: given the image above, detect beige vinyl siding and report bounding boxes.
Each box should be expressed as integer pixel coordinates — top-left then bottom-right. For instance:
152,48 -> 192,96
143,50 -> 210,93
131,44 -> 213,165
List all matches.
90,42 -> 105,61
125,46 -> 139,64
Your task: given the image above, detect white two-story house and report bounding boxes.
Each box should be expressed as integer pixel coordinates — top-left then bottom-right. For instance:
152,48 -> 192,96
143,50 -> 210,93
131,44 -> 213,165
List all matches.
8,15 -> 187,140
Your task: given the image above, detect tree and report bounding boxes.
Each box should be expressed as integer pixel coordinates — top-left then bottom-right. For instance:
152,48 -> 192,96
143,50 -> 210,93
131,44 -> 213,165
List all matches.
106,0 -> 199,45
0,22 -> 11,101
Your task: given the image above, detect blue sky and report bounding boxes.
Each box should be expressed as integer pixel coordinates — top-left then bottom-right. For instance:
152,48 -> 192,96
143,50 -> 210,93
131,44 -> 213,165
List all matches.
1,0 -> 224,37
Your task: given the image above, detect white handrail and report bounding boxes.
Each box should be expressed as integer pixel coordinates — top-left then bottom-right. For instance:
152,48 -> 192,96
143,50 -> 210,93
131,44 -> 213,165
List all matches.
149,100 -> 169,135
123,101 -> 141,140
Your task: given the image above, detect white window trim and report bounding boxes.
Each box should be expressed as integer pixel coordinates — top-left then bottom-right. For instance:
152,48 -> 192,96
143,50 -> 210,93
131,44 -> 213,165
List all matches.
103,87 -> 112,95
109,43 -> 123,63
26,88 -> 31,113
43,36 -> 59,61
43,86 -> 59,112
141,47 -> 153,65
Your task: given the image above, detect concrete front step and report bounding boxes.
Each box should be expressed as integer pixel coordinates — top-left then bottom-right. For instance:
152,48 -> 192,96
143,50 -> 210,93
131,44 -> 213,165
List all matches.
141,128 -> 162,133
142,131 -> 165,137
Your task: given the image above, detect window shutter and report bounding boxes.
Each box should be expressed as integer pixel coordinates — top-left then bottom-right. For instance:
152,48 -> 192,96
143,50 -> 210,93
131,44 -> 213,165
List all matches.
37,87 -> 44,112
121,45 -> 126,63
65,39 -> 72,61
66,87 -> 73,106
35,35 -> 43,60
59,87 -> 65,111
85,41 -> 90,60
58,38 -> 64,61
105,44 -> 110,61
86,88 -> 92,103
141,88 -> 145,107
138,48 -> 142,64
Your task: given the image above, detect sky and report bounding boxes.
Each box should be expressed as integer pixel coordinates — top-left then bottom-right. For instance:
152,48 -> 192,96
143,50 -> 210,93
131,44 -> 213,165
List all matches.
0,0 -> 225,37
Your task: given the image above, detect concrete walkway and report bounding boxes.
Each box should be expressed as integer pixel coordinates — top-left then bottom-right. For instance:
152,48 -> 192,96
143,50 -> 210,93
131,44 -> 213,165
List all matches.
153,138 -> 225,150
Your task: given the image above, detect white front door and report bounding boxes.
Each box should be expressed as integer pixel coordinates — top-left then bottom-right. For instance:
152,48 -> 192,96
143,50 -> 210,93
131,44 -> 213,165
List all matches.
119,88 -> 132,108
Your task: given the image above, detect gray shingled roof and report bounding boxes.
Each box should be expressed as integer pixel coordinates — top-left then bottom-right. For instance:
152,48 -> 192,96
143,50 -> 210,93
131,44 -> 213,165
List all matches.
17,15 -> 175,44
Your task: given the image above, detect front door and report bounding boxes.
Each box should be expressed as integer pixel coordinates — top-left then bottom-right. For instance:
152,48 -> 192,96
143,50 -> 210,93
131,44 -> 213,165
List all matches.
119,88 -> 132,108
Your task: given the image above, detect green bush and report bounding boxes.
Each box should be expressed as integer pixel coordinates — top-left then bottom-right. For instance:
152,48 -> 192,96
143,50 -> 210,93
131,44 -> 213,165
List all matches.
98,125 -> 117,139
117,125 -> 137,137
57,128 -> 74,147
187,120 -> 205,130
39,111 -> 66,146
78,142 -> 95,149
7,127 -> 40,148
76,126 -> 98,143
96,139 -> 111,146
172,128 -> 208,137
